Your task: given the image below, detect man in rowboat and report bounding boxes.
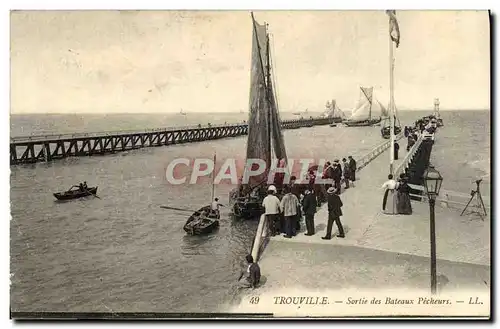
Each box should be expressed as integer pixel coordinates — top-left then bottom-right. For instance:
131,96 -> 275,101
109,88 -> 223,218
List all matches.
210,198 -> 224,217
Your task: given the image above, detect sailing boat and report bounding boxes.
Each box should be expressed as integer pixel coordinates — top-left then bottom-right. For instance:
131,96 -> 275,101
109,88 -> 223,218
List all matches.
322,100 -> 344,123
179,109 -> 187,116
343,87 -> 385,127
183,153 -> 220,235
229,13 -> 288,219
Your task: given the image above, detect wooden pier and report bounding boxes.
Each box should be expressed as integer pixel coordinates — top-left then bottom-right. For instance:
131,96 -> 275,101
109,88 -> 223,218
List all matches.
242,130 -> 490,315
10,117 -> 332,165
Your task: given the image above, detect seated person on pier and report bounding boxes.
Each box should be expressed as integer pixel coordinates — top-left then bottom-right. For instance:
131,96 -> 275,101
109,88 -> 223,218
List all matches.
238,254 -> 261,289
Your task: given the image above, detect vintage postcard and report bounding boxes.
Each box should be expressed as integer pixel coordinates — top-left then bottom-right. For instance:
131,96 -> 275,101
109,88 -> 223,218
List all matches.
9,9 -> 490,320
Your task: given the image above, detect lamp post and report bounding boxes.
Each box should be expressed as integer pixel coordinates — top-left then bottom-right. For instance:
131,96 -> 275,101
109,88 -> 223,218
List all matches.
423,165 -> 443,295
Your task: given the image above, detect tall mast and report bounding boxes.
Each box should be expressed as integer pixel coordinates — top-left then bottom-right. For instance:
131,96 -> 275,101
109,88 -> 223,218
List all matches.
266,24 -> 272,158
211,153 -> 216,202
250,12 -> 272,180
389,23 -> 395,175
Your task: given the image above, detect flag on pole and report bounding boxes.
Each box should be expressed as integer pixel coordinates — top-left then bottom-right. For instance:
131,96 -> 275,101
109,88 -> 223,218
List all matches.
386,10 -> 400,48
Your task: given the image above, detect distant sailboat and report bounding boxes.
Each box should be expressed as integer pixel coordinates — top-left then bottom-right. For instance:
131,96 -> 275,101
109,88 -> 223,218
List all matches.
322,100 -> 344,123
179,109 -> 187,116
343,87 -> 385,127
292,108 -> 308,116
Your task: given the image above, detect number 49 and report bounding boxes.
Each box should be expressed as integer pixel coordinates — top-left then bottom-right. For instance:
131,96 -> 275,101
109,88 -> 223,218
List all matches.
249,296 -> 260,304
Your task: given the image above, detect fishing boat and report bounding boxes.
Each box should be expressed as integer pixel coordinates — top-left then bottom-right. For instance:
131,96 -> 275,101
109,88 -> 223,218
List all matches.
322,100 -> 344,124
183,153 -> 221,235
381,107 -> 402,139
229,13 -> 289,219
183,205 -> 220,235
343,87 -> 385,127
53,186 -> 98,200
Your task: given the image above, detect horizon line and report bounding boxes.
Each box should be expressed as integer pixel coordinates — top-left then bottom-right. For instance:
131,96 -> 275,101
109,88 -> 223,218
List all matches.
9,108 -> 490,115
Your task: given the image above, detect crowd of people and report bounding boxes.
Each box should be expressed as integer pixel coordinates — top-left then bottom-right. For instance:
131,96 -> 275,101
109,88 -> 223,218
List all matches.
260,155 -> 357,241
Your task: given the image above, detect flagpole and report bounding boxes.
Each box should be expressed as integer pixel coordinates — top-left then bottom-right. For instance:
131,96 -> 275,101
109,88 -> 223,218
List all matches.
389,22 -> 395,176
211,153 -> 216,203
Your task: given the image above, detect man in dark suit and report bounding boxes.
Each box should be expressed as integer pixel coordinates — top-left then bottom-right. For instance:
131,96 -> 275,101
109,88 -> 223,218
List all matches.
302,189 -> 317,236
322,186 -> 345,240
332,160 -> 342,193
348,156 -> 357,182
394,142 -> 400,160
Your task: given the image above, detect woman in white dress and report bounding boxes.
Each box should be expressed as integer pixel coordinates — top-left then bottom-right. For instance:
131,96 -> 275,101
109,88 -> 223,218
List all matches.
381,174 -> 398,215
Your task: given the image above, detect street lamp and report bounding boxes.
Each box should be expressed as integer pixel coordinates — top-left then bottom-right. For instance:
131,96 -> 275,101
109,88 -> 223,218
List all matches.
423,165 -> 443,295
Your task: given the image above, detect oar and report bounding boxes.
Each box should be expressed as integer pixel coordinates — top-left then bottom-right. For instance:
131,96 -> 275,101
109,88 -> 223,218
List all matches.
84,187 -> 101,199
160,205 -> 196,213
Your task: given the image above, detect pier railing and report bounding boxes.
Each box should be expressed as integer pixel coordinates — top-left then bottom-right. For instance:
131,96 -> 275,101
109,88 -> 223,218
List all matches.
251,214 -> 269,262
356,132 -> 403,172
10,117 -> 332,143
408,183 -> 491,212
394,134 -> 424,179
11,117 -> 333,165
10,122 -> 246,143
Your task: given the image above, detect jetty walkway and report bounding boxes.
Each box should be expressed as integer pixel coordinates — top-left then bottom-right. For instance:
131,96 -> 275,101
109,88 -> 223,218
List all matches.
10,117 -> 331,165
237,131 -> 490,315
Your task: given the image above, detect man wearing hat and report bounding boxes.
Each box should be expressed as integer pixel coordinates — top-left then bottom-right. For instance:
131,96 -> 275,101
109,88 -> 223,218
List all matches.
348,156 -> 357,182
332,160 -> 342,193
262,185 -> 281,236
323,186 -> 345,240
302,188 -> 318,236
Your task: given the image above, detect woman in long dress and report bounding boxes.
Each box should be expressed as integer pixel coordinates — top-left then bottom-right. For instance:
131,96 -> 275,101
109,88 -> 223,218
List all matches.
396,175 -> 413,215
381,174 -> 398,215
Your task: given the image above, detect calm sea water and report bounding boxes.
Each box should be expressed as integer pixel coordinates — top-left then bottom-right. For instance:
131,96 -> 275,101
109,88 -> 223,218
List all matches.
10,110 -> 490,312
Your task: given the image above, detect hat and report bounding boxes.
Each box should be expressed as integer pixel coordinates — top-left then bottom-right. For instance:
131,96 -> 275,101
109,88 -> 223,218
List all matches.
327,187 -> 336,194
268,185 -> 277,192
304,190 -> 311,195
334,159 -> 340,163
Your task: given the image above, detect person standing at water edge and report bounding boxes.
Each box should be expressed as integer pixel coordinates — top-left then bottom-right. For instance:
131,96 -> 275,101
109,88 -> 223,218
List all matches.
238,254 -> 261,289
323,187 -> 345,240
381,175 -> 398,215
262,185 -> 281,236
302,189 -> 317,236
280,186 -> 300,238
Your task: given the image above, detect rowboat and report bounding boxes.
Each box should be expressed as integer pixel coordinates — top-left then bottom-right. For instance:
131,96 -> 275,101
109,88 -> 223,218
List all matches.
53,187 -> 98,201
183,205 -> 220,235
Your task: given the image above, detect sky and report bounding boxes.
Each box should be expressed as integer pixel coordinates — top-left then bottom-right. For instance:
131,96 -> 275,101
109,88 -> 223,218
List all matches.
10,10 -> 490,114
